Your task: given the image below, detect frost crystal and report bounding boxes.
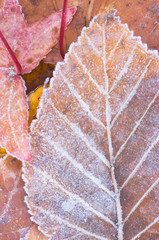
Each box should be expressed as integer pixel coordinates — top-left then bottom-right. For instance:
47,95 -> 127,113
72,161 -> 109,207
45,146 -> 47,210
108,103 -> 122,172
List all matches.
23,10 -> 159,240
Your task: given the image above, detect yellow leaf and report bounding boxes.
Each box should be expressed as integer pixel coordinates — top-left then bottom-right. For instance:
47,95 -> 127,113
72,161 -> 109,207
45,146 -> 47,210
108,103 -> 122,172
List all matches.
28,86 -> 43,125
0,148 -> 6,157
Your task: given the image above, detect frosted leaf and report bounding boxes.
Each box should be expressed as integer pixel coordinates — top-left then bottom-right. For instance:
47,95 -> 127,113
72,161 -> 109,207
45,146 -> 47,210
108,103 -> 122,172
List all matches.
23,10 -> 159,239
0,0 -> 76,161
0,155 -> 32,239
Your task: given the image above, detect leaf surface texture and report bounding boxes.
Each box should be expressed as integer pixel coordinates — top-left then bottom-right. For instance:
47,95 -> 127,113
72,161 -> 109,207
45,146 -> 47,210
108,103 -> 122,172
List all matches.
0,155 -> 32,239
0,0 -> 76,161
23,11 -> 159,239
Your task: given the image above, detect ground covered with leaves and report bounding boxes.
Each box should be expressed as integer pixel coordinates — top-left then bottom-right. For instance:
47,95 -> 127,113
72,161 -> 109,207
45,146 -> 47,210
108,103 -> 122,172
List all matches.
0,0 -> 159,239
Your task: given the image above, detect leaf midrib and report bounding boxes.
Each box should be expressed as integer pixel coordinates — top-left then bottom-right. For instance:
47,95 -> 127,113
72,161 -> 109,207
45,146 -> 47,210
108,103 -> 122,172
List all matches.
102,25 -> 123,239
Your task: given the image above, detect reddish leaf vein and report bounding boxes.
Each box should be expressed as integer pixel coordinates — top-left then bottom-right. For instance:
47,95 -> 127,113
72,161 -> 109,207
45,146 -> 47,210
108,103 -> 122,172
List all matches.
59,0 -> 68,58
0,30 -> 22,74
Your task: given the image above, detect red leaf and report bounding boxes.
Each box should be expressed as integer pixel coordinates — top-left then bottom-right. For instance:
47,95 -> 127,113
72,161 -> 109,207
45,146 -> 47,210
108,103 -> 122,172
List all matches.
0,70 -> 32,161
0,0 -> 76,161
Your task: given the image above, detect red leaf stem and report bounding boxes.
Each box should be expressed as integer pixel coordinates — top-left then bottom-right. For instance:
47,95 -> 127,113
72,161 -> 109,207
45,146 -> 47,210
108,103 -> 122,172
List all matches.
59,0 -> 68,58
0,30 -> 22,74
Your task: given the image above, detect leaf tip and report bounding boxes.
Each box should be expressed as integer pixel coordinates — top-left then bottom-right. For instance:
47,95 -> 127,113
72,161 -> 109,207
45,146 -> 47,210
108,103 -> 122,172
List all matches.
69,6 -> 77,16
18,147 -> 33,162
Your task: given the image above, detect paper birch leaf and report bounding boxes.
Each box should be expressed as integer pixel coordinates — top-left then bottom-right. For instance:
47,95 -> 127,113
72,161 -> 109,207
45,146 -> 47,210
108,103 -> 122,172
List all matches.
23,10 -> 159,239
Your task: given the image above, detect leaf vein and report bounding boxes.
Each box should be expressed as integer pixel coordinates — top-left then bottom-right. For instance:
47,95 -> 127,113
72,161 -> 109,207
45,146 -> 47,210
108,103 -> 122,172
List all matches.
124,177 -> 159,224
102,27 -> 123,239
61,72 -> 106,129
121,134 -> 159,190
27,162 -> 116,228
110,58 -> 153,128
109,46 -> 136,93
73,51 -> 107,96
131,216 -> 159,240
37,131 -> 115,200
47,98 -> 111,169
115,90 -> 159,161
31,204 -> 110,240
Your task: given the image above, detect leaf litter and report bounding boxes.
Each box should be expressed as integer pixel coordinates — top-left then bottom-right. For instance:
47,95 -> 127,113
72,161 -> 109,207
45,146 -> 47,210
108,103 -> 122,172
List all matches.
44,0 -> 107,64
0,153 -> 48,239
0,155 -> 31,239
23,10 -> 159,240
0,0 -> 76,161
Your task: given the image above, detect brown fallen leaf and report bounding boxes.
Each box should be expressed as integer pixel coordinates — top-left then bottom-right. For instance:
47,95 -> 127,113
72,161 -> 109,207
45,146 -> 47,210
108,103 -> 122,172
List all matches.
0,155 -> 32,239
23,10 -> 159,239
19,0 -> 104,42
24,223 -> 48,240
42,0 -> 159,64
36,0 -> 159,63
41,0 -> 106,64
101,0 -> 159,52
43,44 -> 64,65
23,61 -> 54,95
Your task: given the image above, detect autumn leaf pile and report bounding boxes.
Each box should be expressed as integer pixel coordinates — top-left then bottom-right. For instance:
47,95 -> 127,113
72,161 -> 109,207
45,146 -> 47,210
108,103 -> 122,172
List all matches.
0,0 -> 76,161
0,0 -> 159,240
